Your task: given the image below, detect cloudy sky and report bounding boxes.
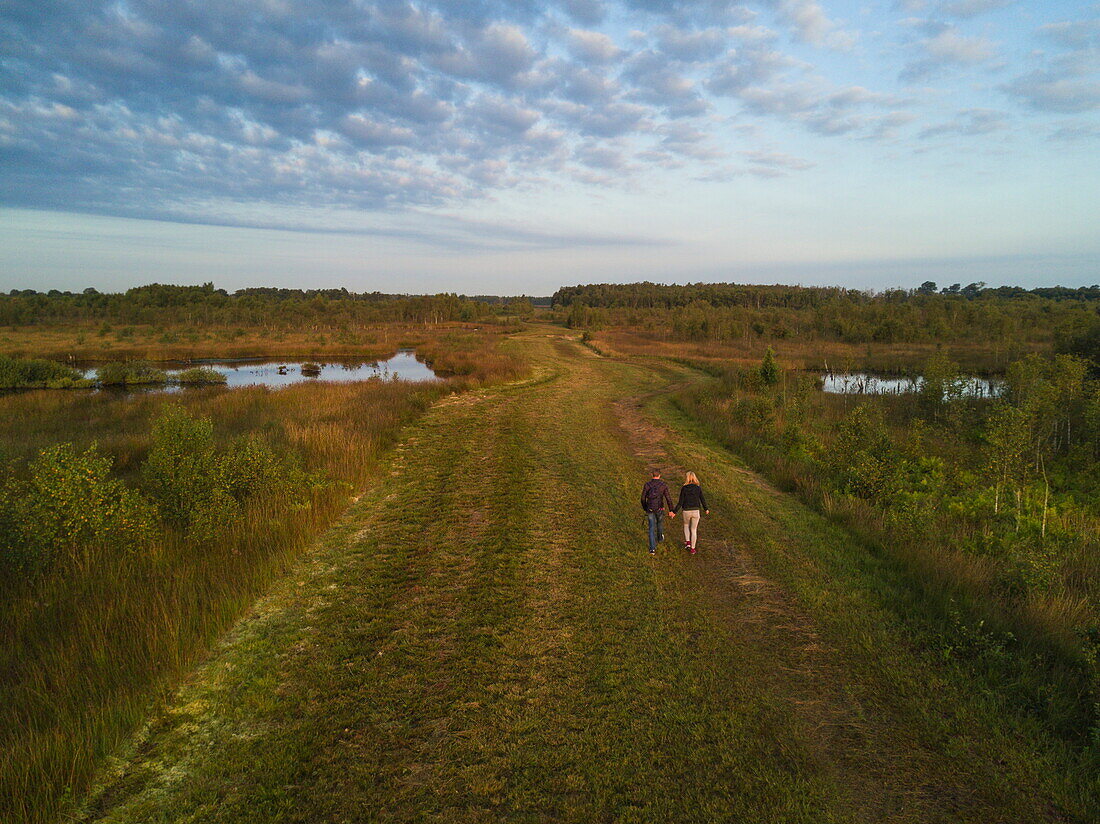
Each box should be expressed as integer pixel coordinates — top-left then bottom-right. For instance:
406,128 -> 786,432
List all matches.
1,0 -> 1098,294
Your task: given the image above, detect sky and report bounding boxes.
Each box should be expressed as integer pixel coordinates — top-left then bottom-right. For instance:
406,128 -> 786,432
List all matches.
1,0 -> 1098,295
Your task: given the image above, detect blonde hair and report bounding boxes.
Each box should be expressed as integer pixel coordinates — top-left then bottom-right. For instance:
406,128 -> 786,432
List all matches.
685,471 -> 698,485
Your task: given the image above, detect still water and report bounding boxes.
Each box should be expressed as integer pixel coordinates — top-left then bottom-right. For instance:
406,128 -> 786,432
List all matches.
81,350 -> 438,390
820,372 -> 1001,397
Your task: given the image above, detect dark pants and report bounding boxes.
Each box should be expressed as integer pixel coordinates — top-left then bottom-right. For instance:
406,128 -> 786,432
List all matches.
646,510 -> 666,552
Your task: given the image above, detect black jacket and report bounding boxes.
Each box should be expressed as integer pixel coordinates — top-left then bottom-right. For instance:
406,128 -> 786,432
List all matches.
641,478 -> 674,513
674,483 -> 708,513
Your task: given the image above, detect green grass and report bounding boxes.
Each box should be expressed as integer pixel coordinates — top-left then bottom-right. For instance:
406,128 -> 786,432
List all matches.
71,331 -> 1092,822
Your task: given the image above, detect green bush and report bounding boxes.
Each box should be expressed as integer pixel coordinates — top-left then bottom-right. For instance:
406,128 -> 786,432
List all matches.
143,408 -> 312,540
96,360 -> 168,386
173,367 -> 227,385
0,355 -> 81,389
142,406 -> 225,531
219,433 -> 308,502
0,443 -> 154,579
758,346 -> 781,386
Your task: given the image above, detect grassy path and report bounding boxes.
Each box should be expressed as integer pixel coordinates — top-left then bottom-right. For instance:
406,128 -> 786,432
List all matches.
82,332 -> 1084,823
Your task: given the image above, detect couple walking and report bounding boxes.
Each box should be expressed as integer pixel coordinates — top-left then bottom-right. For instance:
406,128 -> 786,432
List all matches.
640,468 -> 709,555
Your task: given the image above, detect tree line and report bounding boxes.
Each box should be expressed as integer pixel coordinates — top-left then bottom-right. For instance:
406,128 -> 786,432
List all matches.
0,284 -> 540,327
553,282 -> 1100,350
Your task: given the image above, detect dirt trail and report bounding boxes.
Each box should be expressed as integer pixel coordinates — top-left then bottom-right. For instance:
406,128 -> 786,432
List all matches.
82,331 -> 1077,824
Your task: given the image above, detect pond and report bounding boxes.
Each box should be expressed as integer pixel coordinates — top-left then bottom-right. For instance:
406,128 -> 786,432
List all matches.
79,350 -> 439,391
820,372 -> 1001,397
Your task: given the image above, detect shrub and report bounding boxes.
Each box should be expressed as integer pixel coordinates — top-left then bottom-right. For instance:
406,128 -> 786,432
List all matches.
219,433 -> 309,502
759,346 -> 781,386
142,406 -> 223,530
173,367 -> 227,385
0,443 -> 154,579
96,361 -> 168,386
0,355 -> 81,389
143,408 -> 313,539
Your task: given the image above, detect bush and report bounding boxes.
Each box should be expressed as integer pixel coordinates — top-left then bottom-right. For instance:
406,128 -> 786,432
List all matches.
0,443 -> 154,579
96,361 -> 168,386
143,408 -> 313,539
219,433 -> 309,502
143,406 -> 224,531
173,367 -> 227,385
0,355 -> 81,389
759,346 -> 781,386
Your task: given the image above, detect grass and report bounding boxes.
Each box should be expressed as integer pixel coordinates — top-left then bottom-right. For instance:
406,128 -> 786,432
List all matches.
0,328 -> 525,824
71,330 -> 1093,822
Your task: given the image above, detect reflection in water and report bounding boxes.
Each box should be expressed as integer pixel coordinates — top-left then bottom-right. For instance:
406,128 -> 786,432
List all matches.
80,350 -> 437,392
820,372 -> 1001,397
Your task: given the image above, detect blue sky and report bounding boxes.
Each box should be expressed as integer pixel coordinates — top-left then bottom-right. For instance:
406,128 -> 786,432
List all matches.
1,0 -> 1097,294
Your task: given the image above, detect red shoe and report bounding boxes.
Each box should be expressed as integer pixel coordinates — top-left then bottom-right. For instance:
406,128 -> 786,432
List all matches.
689,546 -> 696,555
683,541 -> 691,551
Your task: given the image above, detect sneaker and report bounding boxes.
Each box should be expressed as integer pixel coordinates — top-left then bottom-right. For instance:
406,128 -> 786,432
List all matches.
649,549 -> 656,555
684,541 -> 691,550
689,547 -> 697,555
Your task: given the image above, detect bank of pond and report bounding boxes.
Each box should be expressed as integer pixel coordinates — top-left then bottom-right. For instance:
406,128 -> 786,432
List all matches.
0,351 -> 439,392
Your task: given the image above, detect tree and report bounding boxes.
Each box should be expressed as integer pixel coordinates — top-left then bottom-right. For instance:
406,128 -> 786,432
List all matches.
984,404 -> 1030,515
919,351 -> 965,419
918,281 -> 937,295
759,346 -> 780,386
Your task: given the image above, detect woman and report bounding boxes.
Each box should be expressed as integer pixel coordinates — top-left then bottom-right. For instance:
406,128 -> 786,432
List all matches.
673,471 -> 709,554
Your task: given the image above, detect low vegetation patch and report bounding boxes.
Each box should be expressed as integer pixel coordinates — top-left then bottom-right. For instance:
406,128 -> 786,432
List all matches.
172,366 -> 227,385
0,355 -> 85,389
94,361 -> 167,386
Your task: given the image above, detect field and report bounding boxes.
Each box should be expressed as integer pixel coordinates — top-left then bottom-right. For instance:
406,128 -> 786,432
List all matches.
2,291 -> 1099,822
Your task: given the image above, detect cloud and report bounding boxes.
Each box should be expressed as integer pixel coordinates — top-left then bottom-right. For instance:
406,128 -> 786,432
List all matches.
1004,19 -> 1100,113
1,0 -> 1022,230
940,0 -> 1014,19
567,29 -> 623,63
740,149 -> 815,171
1005,69 -> 1100,114
654,25 -> 728,62
771,0 -> 857,50
1038,19 -> 1100,50
918,108 -> 1009,138
1048,120 -> 1100,141
901,25 -> 998,81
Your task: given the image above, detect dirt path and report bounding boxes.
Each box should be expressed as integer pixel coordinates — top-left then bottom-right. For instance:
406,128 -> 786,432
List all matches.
81,331 -> 1080,823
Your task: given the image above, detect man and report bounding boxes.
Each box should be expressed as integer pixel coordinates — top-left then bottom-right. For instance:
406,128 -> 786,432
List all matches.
640,468 -> 675,555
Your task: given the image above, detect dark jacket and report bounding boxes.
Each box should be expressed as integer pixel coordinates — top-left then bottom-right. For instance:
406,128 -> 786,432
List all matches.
641,478 -> 674,513
674,483 -> 708,513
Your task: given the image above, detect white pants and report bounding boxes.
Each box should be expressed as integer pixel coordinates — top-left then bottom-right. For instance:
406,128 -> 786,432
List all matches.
681,509 -> 701,548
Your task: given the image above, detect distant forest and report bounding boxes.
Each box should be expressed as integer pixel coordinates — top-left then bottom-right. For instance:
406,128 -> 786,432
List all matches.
551,282 -> 1100,358
0,284 -> 547,327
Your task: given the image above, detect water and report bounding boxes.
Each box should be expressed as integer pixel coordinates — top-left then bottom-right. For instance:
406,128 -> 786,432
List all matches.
820,372 -> 1001,397
79,350 -> 438,391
